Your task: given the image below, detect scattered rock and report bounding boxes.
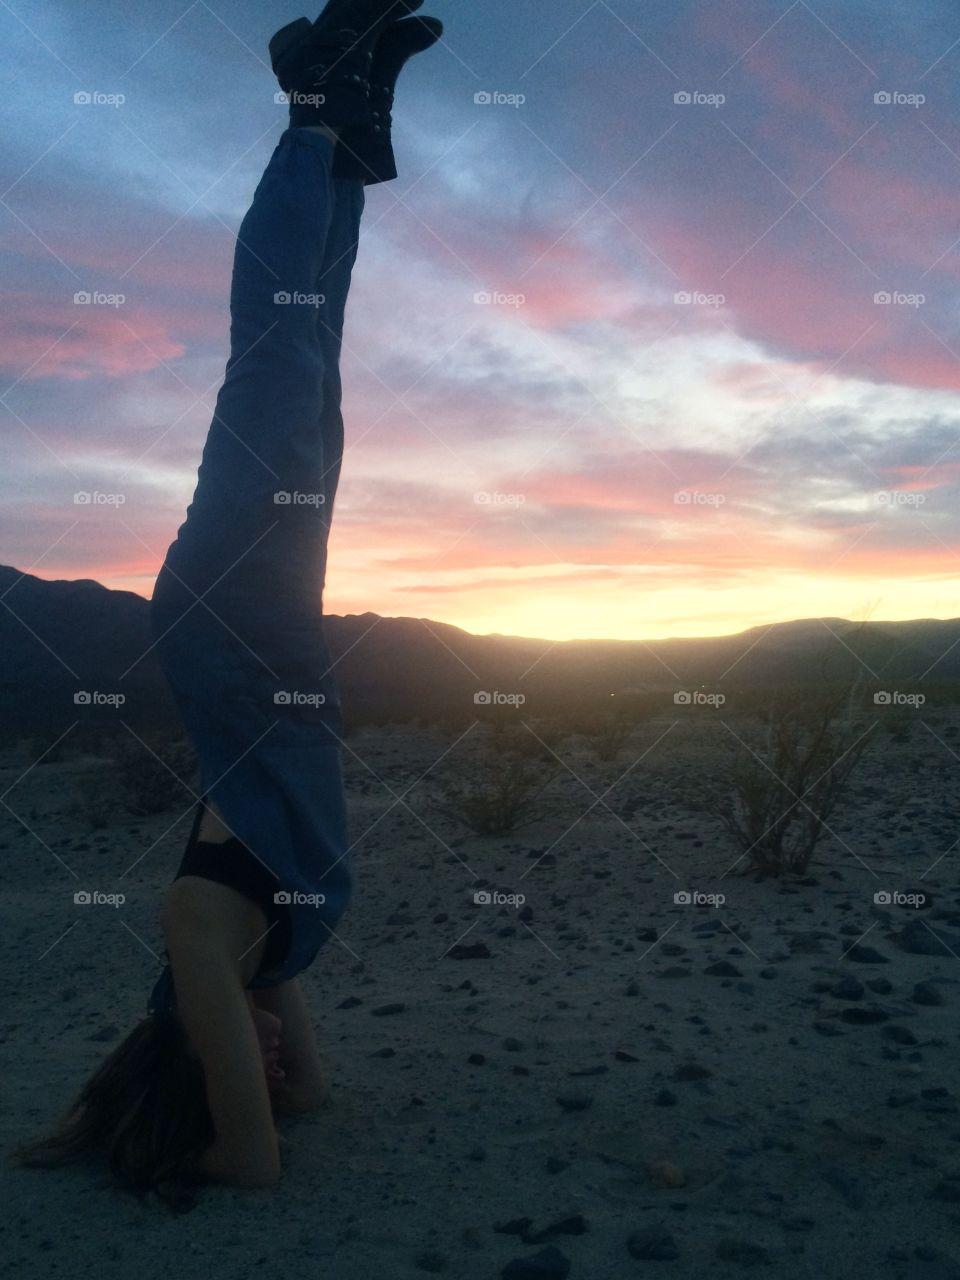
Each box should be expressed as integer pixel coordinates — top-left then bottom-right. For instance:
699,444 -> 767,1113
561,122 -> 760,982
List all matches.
556,1092 -> 592,1112
371,1002 -> 405,1016
930,1175 -> 960,1203
704,961 -> 742,977
830,977 -> 865,1000
840,1006 -> 888,1024
627,1226 -> 680,1260
87,1025 -> 120,1042
882,1024 -> 918,1046
501,1246 -> 571,1279
715,1237 -> 771,1265
449,943 -> 492,960
913,980 -> 945,1006
847,945 -> 889,964
526,1215 -> 589,1243
337,996 -> 362,1009
649,1160 -> 686,1187
899,919 -> 960,957
887,1089 -> 918,1108
813,1021 -> 845,1037
495,1218 -> 533,1236
820,1164 -> 865,1209
415,1251 -> 448,1273
673,1062 -> 712,1081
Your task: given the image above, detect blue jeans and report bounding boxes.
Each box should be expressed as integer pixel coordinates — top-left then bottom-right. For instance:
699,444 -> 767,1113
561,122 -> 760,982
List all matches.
148,128 -> 364,995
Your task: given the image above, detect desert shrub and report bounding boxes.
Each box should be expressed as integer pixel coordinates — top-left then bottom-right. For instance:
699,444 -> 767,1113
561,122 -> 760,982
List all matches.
575,695 -> 660,761
24,729 -> 74,765
697,682 -> 876,876
434,723 -> 560,835
73,732 -> 197,826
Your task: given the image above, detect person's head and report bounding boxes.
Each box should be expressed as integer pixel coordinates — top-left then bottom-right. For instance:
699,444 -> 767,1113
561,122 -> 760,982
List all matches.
9,1011 -> 214,1211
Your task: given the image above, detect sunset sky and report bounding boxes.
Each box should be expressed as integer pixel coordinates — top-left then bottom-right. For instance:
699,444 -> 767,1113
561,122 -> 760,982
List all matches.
4,0 -> 960,640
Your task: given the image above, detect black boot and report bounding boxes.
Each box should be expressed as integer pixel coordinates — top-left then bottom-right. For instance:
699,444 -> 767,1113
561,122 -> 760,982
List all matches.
332,15 -> 443,184
269,0 -> 423,131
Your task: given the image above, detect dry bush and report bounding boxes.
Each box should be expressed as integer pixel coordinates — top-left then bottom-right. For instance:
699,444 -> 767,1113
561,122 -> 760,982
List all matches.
699,683 -> 876,876
434,722 -> 561,835
73,732 -> 197,827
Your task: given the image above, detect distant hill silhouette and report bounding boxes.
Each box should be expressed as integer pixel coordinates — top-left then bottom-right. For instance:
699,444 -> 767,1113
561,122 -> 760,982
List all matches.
0,564 -> 956,735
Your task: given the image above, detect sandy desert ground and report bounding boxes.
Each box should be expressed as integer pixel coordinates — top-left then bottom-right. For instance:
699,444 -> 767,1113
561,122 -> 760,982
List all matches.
1,712 -> 959,1280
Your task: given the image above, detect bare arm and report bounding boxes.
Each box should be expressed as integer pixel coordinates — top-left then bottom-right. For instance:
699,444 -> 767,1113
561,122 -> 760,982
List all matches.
161,878 -> 281,1187
249,978 -> 329,1111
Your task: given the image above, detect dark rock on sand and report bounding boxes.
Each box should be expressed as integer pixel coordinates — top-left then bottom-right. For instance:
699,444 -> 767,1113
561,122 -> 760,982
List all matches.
847,945 -> 889,963
714,1237 -> 771,1264
830,976 -> 865,1000
673,1062 -> 712,1081
839,1006 -> 889,1024
899,919 -> 960,957
415,1251 -> 448,1272
912,980 -> 945,1006
555,1092 -> 592,1112
627,1226 -> 680,1260
501,1245 -> 571,1279
820,1164 -> 865,1208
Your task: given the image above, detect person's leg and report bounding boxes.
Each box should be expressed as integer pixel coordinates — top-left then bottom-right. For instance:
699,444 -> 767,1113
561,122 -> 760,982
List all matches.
313,173 -> 367,521
151,127 -> 352,845
154,128 -> 341,605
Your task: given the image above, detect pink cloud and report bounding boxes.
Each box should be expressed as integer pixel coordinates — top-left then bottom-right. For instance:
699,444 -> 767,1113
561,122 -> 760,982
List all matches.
0,292 -> 188,381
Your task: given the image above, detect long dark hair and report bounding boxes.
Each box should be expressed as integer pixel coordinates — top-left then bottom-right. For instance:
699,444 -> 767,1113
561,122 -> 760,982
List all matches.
9,1011 -> 214,1212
